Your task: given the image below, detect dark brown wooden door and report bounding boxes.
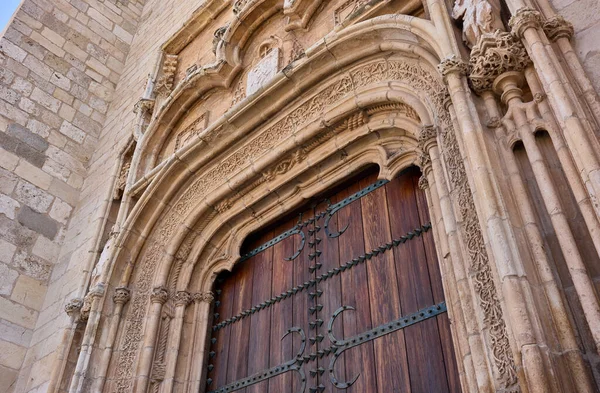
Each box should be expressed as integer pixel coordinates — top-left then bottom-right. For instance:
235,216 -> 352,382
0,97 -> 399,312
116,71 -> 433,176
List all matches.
206,167 -> 461,393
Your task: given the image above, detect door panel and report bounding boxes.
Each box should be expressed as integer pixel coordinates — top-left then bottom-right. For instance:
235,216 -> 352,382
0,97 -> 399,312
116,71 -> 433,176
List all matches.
206,167 -> 461,393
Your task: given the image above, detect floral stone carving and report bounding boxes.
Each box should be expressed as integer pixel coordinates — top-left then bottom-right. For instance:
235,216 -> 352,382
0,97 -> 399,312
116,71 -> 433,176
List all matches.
468,30 -> 530,93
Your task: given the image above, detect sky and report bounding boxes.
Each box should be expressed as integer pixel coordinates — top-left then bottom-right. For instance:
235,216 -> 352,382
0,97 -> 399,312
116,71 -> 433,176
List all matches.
0,0 -> 22,34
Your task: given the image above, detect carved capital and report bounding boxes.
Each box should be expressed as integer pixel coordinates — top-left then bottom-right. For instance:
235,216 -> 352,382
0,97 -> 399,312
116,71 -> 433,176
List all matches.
193,291 -> 215,304
89,283 -> 106,298
417,151 -> 432,172
468,31 -> 530,94
543,15 -> 574,41
418,125 -> 438,151
174,291 -> 192,306
151,286 -> 169,304
113,287 -> 131,305
437,55 -> 469,80
509,7 -> 542,38
65,298 -> 84,317
418,175 -> 429,190
133,98 -> 155,115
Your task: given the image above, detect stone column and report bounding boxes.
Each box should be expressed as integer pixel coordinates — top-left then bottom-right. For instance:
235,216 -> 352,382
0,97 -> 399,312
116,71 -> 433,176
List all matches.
69,284 -> 106,393
523,67 -> 600,258
134,286 -> 169,393
509,8 -> 600,207
493,70 -> 600,352
161,291 -> 192,393
418,127 -> 484,392
481,88 -> 597,393
47,299 -> 84,393
541,15 -> 600,126
93,287 -> 132,392
187,292 -> 215,393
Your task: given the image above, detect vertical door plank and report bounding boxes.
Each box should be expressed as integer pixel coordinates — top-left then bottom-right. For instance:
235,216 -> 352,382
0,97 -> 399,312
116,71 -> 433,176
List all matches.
269,218 -> 297,391
337,180 -> 378,393
211,272 -> 235,389
414,171 -> 462,393
226,254 -> 255,389
360,175 -> 411,393
246,230 -> 274,393
315,190 -> 346,393
387,168 -> 448,393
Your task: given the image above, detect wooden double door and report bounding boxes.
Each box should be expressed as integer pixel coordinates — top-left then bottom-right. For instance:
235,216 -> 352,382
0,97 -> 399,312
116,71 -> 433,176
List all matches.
206,167 -> 461,393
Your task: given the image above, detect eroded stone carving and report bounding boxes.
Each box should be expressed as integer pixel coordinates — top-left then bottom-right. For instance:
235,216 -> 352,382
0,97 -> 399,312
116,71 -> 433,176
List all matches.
151,286 -> 169,304
508,7 -> 542,38
247,47 -> 280,96
263,149 -> 307,182
334,0 -> 370,26
175,112 -> 209,151
213,25 -> 229,54
366,102 -> 421,121
543,15 -> 574,41
154,55 -> 179,98
65,298 -> 84,317
233,0 -> 256,15
114,287 -> 131,305
438,55 -> 469,80
452,0 -> 505,48
174,290 -> 192,306
468,30 -> 530,93
193,292 -> 215,303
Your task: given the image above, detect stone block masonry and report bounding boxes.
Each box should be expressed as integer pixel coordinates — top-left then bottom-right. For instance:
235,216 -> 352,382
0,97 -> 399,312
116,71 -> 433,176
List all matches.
0,0 -> 145,391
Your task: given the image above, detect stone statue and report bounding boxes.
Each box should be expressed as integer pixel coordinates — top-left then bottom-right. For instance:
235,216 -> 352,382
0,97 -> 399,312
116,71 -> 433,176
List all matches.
452,0 -> 505,48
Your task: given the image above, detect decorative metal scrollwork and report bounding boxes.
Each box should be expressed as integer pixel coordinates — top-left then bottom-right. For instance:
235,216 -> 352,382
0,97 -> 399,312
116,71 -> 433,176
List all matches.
284,228 -> 305,261
324,179 -> 388,238
208,327 -> 307,393
327,302 -> 447,389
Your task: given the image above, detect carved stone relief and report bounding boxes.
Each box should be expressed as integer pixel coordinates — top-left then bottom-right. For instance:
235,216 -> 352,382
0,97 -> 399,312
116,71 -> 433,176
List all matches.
175,112 -> 209,151
468,30 -> 530,93
334,0 -> 370,25
246,47 -> 280,96
154,55 -> 179,98
114,57 -> 517,392
452,0 -> 505,48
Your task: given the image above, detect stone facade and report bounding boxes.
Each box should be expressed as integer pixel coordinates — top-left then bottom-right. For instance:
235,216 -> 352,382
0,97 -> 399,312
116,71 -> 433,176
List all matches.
0,0 -> 598,392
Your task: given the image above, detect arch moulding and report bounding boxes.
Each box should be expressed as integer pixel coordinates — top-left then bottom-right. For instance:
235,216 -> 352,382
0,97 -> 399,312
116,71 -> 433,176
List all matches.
80,15 -> 518,393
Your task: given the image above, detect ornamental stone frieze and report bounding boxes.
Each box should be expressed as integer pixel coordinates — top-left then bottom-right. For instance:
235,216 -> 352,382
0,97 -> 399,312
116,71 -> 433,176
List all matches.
174,291 -> 192,306
193,291 -> 215,304
468,31 -> 531,94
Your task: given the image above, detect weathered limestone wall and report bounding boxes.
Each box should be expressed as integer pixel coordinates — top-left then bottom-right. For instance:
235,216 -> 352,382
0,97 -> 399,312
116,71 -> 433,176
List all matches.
553,0 -> 600,92
19,0 -> 210,392
0,0 -> 145,391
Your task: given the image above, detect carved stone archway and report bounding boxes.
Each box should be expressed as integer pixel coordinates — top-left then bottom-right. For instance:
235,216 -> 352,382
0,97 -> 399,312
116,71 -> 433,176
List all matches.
73,17 -> 519,393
